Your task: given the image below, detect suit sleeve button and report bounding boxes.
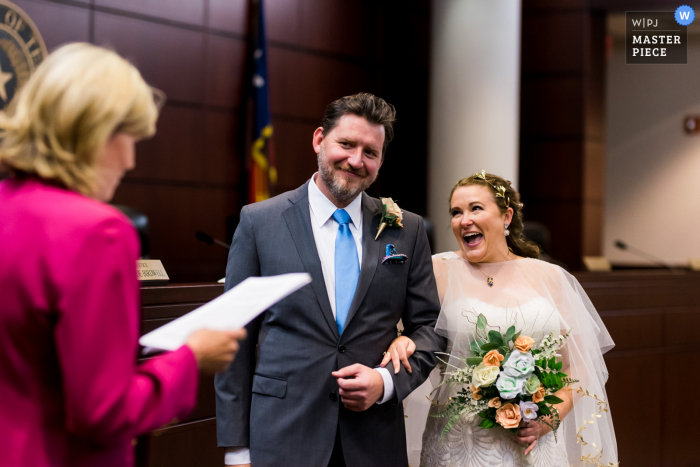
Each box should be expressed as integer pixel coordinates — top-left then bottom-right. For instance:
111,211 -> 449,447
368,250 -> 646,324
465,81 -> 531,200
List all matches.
338,345 -> 346,353
329,392 -> 337,401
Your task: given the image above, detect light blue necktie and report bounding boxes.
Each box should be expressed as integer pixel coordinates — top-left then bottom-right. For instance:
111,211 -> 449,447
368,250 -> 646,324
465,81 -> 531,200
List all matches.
332,209 -> 360,335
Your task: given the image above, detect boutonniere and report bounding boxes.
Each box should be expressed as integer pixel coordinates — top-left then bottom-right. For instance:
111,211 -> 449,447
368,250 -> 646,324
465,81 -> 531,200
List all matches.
375,197 -> 403,240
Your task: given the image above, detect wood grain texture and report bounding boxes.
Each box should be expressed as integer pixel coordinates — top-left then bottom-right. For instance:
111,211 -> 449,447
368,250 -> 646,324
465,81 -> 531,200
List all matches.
11,0 -> 90,49
18,0 -> 430,283
138,272 -> 700,466
574,270 -> 700,466
520,8 -> 606,269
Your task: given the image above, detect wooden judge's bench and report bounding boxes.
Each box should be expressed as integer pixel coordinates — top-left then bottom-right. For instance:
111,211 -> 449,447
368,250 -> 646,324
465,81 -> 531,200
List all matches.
136,270 -> 700,467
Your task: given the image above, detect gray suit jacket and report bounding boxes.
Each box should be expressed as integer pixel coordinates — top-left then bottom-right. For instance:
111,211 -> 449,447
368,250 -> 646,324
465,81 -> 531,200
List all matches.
215,181 -> 445,467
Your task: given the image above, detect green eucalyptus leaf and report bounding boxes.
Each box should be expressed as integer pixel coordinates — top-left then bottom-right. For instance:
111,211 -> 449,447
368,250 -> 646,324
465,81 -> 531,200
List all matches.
538,404 -> 552,415
470,340 -> 482,354
553,362 -> 563,371
477,314 -> 488,333
505,326 -> 516,342
488,330 -> 505,346
548,357 -> 556,368
480,343 -> 500,351
544,395 -> 564,404
466,357 -> 483,366
479,418 -> 496,429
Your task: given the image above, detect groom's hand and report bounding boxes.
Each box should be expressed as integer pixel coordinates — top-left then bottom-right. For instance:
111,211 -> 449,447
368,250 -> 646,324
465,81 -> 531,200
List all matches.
332,364 -> 384,411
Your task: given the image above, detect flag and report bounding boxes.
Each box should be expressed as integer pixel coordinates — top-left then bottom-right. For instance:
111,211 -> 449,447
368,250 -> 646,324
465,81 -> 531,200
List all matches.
248,0 -> 276,203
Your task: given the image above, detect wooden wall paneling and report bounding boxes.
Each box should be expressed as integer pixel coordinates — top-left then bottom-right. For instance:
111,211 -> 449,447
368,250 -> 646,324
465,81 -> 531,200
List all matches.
519,141 -> 584,200
11,0 -> 430,285
94,0 -> 206,27
93,12 -> 206,104
267,47 -> 375,120
207,0 -> 248,35
112,183 -> 234,282
576,271 -> 700,466
599,311 -> 664,351
202,111 -> 242,186
520,201 -> 583,269
141,283 -> 224,305
581,11 -> 606,257
520,5 -> 607,270
12,0 -> 90,49
131,106 -> 207,182
146,419 -> 221,467
272,119 -> 319,194
265,0 -> 302,45
603,354 -> 663,467
520,11 -> 586,74
299,0 -> 380,59
520,78 -> 584,137
203,34 -> 247,109
661,349 -> 700,466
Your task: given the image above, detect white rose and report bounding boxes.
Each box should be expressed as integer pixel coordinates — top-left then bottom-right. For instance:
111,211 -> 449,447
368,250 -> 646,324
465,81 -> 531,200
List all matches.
471,362 -> 500,388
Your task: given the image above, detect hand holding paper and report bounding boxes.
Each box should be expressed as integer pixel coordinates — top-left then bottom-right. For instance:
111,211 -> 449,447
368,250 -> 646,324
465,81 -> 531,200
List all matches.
139,273 -> 312,352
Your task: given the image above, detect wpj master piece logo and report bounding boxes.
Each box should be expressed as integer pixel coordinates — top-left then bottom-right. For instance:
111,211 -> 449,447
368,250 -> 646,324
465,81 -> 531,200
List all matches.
0,0 -> 46,110
626,6 -> 694,64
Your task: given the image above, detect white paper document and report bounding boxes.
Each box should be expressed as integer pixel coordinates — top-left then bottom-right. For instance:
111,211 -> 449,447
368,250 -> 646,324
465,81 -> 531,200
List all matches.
139,273 -> 312,352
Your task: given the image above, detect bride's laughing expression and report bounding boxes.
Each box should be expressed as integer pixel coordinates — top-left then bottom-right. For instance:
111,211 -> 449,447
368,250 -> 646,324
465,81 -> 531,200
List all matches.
450,184 -> 513,263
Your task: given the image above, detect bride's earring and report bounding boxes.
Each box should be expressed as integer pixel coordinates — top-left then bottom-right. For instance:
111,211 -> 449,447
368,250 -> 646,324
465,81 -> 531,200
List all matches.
504,223 -> 510,236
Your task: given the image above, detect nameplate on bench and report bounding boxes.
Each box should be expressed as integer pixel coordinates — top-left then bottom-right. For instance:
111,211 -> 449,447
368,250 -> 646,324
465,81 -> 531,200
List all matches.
137,260 -> 169,286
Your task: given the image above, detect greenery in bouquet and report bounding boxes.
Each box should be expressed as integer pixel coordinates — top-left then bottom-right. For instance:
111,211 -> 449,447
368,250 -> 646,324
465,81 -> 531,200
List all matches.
435,313 -> 576,440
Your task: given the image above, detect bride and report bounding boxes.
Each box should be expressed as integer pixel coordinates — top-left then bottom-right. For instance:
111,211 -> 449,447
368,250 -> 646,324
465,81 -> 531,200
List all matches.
381,172 -> 618,467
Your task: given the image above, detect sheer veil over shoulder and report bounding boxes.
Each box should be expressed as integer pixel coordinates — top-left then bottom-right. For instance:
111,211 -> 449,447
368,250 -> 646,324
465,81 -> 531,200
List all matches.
404,252 -> 617,467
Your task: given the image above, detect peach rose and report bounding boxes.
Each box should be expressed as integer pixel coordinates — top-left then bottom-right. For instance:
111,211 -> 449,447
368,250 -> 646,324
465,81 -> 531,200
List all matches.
532,385 -> 546,403
483,350 -> 504,367
470,384 -> 483,401
514,335 -> 535,352
495,403 -> 521,429
488,397 -> 502,408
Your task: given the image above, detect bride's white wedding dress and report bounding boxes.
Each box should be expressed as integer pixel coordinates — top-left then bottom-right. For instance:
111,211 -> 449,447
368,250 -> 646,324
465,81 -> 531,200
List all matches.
404,252 -> 618,467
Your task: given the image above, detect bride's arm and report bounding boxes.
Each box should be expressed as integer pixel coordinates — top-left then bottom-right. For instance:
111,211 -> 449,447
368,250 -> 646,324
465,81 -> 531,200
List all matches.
380,256 -> 450,373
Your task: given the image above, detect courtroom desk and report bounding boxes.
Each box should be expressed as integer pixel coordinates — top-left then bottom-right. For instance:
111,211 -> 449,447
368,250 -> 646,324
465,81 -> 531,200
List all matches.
573,270 -> 700,467
135,274 -> 700,467
136,283 -> 225,467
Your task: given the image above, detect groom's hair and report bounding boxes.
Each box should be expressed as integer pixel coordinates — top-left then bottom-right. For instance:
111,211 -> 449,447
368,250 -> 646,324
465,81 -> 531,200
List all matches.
320,93 -> 396,159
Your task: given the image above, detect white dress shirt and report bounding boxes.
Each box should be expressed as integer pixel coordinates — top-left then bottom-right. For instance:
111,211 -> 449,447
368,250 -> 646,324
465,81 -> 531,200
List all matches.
225,175 -> 395,465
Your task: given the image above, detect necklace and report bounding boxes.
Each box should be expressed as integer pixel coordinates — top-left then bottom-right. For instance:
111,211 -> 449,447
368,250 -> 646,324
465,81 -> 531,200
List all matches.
472,250 -> 510,287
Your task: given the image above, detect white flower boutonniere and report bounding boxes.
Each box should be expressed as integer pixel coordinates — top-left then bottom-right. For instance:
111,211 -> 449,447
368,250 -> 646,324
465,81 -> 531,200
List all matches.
375,197 -> 404,240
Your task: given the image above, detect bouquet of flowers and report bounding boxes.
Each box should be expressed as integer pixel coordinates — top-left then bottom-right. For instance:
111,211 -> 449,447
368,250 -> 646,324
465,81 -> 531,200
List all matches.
435,313 -> 576,463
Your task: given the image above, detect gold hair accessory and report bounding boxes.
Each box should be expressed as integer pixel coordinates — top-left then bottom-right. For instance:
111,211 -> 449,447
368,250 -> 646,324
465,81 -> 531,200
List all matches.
473,170 -> 511,208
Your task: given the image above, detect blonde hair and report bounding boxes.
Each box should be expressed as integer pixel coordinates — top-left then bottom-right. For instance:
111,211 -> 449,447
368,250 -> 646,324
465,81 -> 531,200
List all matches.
0,42 -> 160,195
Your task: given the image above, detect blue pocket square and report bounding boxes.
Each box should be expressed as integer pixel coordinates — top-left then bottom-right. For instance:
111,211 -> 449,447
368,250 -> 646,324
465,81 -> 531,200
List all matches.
382,244 -> 407,264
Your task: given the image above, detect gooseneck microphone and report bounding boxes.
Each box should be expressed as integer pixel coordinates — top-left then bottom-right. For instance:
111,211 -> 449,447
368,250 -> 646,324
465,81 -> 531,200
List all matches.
195,231 -> 231,250
614,240 -> 672,269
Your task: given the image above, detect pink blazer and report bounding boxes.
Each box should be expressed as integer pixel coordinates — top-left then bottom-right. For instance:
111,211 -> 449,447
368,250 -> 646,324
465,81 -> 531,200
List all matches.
0,178 -> 199,467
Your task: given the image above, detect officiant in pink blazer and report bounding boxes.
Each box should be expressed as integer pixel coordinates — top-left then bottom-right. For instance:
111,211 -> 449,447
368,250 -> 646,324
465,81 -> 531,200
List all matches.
0,43 -> 246,467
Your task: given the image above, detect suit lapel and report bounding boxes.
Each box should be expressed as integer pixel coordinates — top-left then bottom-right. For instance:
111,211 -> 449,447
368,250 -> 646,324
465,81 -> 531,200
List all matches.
282,183 -> 339,340
343,193 -> 382,333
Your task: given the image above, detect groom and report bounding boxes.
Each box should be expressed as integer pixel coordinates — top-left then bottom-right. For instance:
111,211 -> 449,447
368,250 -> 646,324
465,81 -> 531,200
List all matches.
215,93 -> 445,467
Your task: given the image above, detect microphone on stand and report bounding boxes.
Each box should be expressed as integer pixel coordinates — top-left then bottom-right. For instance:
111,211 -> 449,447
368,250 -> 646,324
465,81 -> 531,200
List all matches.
614,240 -> 673,270
196,231 -> 230,250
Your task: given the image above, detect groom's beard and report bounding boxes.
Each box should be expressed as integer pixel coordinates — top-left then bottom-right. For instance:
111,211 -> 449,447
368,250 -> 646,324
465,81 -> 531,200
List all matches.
317,148 -> 377,203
